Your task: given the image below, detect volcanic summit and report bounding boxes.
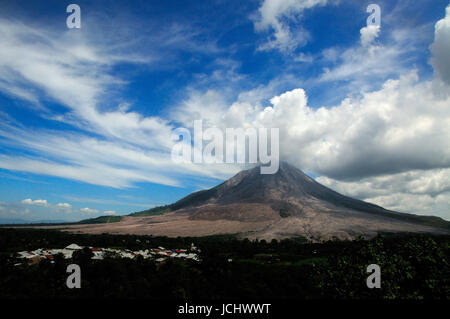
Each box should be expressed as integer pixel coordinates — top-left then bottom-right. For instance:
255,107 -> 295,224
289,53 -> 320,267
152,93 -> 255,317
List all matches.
52,162 -> 450,241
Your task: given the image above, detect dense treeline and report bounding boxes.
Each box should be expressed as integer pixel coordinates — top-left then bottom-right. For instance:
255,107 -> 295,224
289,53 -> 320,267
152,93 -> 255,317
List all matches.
0,228 -> 448,299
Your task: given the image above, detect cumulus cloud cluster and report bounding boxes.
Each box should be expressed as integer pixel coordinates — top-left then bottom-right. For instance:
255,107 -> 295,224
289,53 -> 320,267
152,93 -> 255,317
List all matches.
360,25 -> 380,47
21,199 -> 48,207
80,207 -> 99,214
4,198 -> 114,219
430,5 -> 450,85
169,5 -> 450,218
317,168 -> 450,218
0,197 -> 117,222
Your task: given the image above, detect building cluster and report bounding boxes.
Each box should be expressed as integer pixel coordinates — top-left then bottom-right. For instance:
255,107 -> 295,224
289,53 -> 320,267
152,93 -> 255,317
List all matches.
15,243 -> 200,265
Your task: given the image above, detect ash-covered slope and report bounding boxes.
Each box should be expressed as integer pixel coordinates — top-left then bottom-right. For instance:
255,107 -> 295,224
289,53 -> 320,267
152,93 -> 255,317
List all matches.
69,163 -> 449,240
131,162 -> 450,234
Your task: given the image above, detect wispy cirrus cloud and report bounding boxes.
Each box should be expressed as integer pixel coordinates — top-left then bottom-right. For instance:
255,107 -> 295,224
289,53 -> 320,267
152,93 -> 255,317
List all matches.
253,0 -> 328,54
0,17 -> 236,189
317,24 -> 428,95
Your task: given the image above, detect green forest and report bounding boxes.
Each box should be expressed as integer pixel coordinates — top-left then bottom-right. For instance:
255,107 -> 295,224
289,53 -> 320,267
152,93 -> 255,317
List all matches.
0,228 -> 449,299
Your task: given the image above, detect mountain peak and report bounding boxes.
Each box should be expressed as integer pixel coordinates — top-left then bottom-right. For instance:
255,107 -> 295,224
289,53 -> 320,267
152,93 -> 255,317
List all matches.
83,163 -> 449,240
172,163 -> 447,231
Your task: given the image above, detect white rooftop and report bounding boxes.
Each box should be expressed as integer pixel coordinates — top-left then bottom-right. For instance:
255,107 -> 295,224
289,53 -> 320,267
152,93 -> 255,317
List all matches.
65,244 -> 83,250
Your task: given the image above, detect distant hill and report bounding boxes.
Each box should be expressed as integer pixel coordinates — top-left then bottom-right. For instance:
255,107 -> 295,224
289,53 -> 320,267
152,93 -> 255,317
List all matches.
0,218 -> 34,224
129,183 -> 226,217
74,215 -> 122,224
0,218 -> 69,225
0,216 -> 122,227
129,206 -> 171,217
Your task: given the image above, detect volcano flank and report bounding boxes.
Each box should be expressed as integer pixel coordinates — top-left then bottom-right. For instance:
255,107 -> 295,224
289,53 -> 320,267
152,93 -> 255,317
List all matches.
44,162 -> 450,240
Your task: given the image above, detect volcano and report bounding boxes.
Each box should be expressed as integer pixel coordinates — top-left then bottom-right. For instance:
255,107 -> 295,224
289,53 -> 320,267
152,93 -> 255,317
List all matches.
59,162 -> 450,240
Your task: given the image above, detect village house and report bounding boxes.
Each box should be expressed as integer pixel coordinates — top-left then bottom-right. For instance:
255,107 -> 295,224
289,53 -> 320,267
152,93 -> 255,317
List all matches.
14,243 -> 200,265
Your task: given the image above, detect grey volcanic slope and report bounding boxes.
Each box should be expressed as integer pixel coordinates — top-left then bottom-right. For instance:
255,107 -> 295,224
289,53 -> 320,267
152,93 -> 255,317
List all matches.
55,162 -> 449,240
137,162 -> 449,228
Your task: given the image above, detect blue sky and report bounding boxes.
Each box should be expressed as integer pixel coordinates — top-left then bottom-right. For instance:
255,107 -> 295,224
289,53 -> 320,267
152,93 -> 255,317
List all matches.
0,0 -> 449,221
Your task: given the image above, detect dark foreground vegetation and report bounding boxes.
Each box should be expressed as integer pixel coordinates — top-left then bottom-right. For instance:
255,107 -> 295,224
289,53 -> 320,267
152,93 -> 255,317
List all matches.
0,228 -> 448,299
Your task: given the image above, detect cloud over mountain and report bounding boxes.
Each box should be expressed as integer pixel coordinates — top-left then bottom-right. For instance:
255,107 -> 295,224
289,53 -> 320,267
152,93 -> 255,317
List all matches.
0,2 -> 448,220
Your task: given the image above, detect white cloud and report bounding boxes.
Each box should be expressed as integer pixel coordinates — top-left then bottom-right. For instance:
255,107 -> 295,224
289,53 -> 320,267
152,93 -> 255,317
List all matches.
171,90 -> 228,127
173,70 -> 450,217
0,122 -> 237,188
0,18 -> 221,153
172,4 -> 450,187
242,70 -> 449,179
0,199 -> 91,222
56,203 -> 72,209
0,4 -> 449,220
103,210 -> 117,215
21,199 -> 73,211
253,0 -> 327,54
21,198 -> 48,206
316,9 -> 437,99
0,201 -> 29,218
164,6 -> 450,218
360,25 -> 380,47
80,207 -> 99,214
317,169 -> 450,219
0,154 -> 180,188
430,5 -> 450,85
0,18 -> 238,189
318,25 -> 422,95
